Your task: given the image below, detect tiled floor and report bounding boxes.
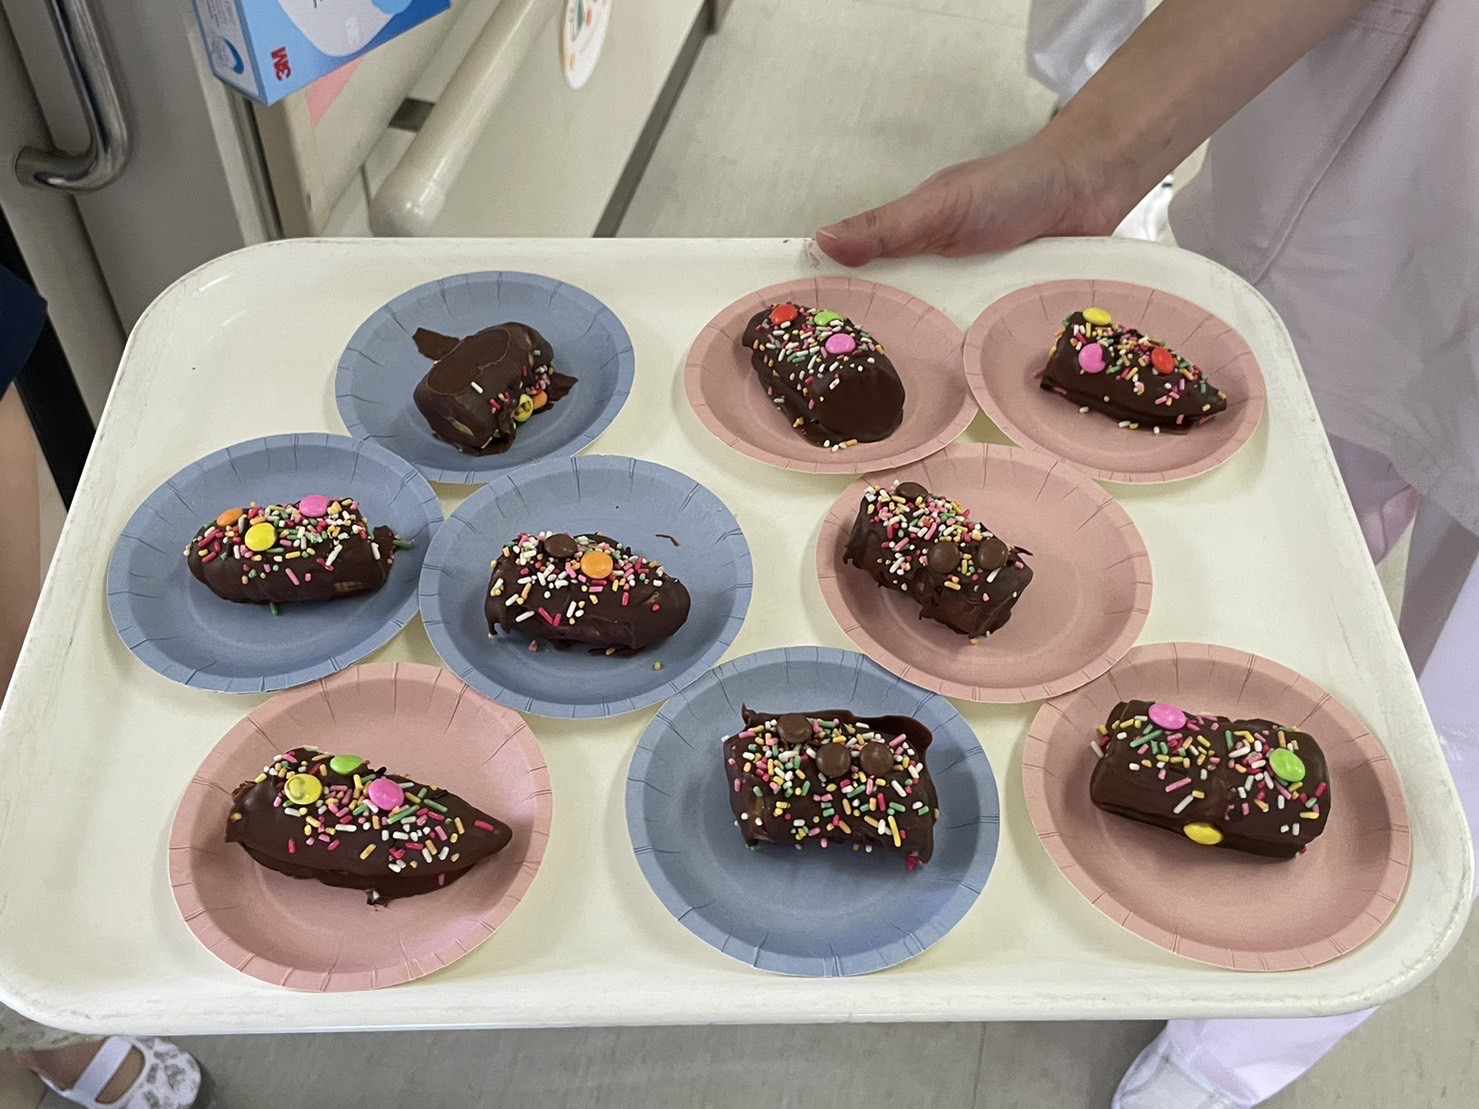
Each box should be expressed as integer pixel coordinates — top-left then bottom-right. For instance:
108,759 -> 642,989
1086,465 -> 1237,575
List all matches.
29,1 -> 1474,1106
620,0 -> 1056,241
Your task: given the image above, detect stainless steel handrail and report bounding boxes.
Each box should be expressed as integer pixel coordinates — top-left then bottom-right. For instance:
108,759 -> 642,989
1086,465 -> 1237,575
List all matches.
14,0 -> 132,191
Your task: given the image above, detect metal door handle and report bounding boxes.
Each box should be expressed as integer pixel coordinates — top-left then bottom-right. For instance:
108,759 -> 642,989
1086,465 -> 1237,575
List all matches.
14,0 -> 131,191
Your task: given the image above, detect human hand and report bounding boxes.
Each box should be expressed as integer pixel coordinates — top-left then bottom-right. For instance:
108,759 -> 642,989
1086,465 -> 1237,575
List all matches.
815,0 -> 1375,268
815,135 -> 1124,267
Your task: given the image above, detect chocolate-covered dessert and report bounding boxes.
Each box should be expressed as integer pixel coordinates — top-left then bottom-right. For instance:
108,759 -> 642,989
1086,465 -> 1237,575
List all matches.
741,303 -> 906,450
723,708 -> 939,863
843,480 -> 1033,639
1091,700 -> 1331,859
185,497 -> 399,607
226,746 -> 513,904
1041,308 -> 1228,431
485,531 -> 690,653
412,322 -> 576,455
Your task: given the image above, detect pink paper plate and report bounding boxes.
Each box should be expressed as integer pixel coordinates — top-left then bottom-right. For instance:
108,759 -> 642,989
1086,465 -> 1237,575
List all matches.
964,280 -> 1267,483
816,443 -> 1152,703
169,663 -> 552,991
1022,643 -> 1412,970
685,278 -> 975,474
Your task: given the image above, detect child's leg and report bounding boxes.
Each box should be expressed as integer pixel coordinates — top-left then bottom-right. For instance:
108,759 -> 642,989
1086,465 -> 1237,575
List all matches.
0,386 -> 41,695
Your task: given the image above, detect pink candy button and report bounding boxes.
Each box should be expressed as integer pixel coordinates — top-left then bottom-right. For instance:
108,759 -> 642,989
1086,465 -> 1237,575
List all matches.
367,777 -> 405,811
1148,702 -> 1187,731
1077,343 -> 1107,374
298,495 -> 330,518
825,332 -> 857,356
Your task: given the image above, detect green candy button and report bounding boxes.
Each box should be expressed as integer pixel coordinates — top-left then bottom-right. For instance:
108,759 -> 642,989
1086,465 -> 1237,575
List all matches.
812,310 -> 843,326
329,754 -> 366,775
1269,748 -> 1306,783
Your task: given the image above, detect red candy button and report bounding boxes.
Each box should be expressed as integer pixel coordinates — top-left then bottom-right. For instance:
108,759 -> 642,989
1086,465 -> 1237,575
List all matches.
769,304 -> 799,326
1151,346 -> 1177,373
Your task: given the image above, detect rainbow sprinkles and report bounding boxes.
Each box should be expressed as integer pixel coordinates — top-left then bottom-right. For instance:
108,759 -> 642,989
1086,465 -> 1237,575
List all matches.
1040,308 -> 1229,432
741,302 -> 907,449
185,495 -> 407,610
225,745 -> 513,905
723,709 -> 940,864
1090,700 -> 1331,859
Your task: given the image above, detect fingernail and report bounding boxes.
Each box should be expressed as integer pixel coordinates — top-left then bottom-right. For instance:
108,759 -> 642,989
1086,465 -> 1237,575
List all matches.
815,226 -> 842,243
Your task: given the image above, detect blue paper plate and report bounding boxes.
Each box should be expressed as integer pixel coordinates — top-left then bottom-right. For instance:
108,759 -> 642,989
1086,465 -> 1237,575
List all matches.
107,434 -> 442,693
419,455 -> 752,718
626,646 -> 1000,976
335,271 -> 635,484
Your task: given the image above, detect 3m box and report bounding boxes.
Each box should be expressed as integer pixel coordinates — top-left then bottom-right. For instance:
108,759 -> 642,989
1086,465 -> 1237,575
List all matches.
191,0 -> 452,105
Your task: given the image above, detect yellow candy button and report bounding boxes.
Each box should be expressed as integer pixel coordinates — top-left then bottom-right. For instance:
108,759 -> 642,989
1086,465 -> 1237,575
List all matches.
244,522 -> 277,552
1083,307 -> 1113,326
513,394 -> 535,423
1182,822 -> 1223,846
284,773 -> 322,805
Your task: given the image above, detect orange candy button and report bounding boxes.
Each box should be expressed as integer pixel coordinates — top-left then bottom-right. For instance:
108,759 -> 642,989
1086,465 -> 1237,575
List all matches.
216,508 -> 246,528
531,390 -> 549,411
1151,346 -> 1177,373
580,550 -> 614,580
770,303 -> 799,326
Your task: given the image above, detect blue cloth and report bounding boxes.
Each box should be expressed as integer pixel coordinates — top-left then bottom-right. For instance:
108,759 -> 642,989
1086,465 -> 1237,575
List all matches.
0,264 -> 47,398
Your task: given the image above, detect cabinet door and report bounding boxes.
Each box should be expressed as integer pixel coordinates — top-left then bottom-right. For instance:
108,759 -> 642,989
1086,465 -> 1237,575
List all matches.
1,0 -> 273,327
254,0 -> 474,235
0,3 -> 121,419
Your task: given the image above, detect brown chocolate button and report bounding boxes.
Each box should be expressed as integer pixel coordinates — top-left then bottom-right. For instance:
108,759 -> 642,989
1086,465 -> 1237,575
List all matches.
776,713 -> 812,745
542,533 -> 580,559
926,541 -> 960,575
859,741 -> 895,778
975,536 -> 1010,571
894,481 -> 928,502
814,742 -> 853,779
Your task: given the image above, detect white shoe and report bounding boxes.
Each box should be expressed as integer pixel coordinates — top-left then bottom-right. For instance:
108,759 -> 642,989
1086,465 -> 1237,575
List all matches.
1113,1031 -> 1238,1109
1114,175 -> 1175,242
40,1037 -> 214,1109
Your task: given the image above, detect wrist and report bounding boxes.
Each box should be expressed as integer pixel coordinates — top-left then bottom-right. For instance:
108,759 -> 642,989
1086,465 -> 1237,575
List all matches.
1034,104 -> 1167,236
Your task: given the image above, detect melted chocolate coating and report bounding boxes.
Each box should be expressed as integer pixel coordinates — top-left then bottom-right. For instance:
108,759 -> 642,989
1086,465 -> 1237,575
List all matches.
412,322 -> 576,455
485,532 -> 691,653
843,481 -> 1033,638
741,304 -> 906,448
1090,700 -> 1331,860
723,708 -> 938,862
185,499 -> 397,606
226,746 -> 513,904
1041,311 -> 1228,430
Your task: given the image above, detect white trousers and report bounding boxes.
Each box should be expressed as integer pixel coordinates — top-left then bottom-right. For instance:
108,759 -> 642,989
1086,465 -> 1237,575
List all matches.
1028,5 -> 1479,1101
1162,441 -> 1479,1106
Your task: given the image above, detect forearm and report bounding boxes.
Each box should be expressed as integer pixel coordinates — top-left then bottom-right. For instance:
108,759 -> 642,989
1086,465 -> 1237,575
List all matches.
1042,0 -> 1375,225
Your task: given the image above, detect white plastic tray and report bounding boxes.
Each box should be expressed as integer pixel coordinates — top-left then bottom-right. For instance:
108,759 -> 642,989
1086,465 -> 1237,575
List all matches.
0,239 -> 1469,1035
